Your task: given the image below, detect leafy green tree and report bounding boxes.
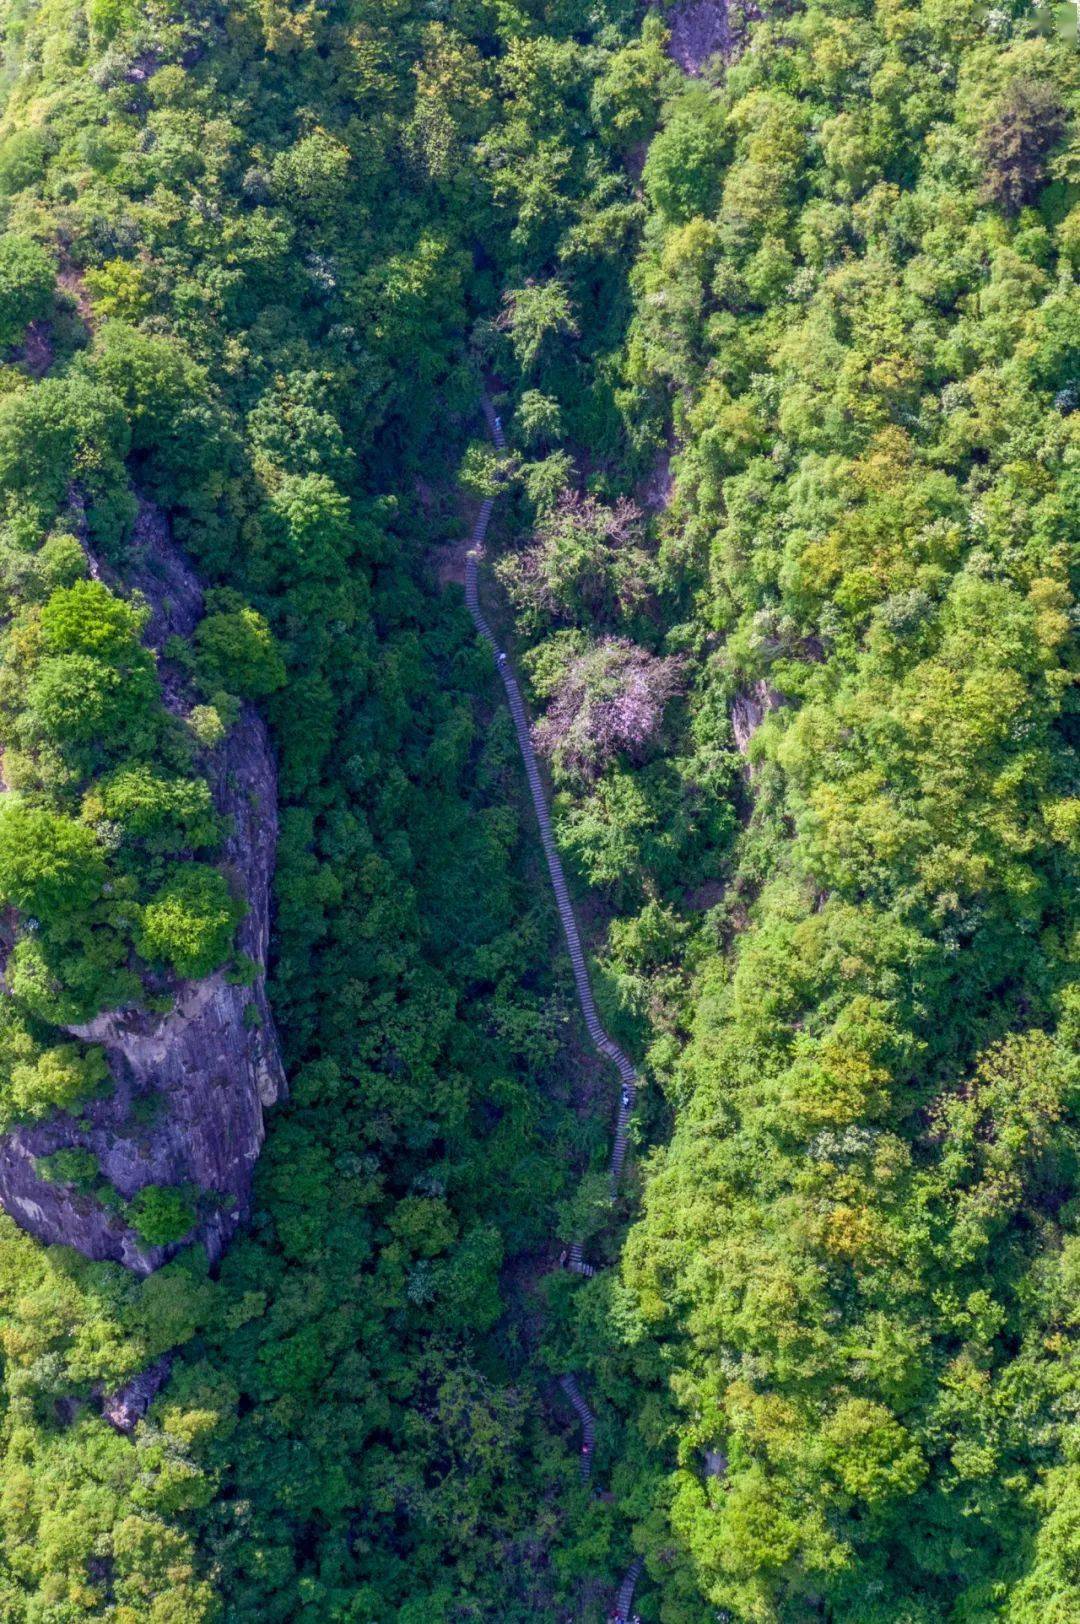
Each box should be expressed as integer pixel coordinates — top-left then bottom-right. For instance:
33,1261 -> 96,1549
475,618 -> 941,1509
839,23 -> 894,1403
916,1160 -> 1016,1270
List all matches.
270,129 -> 352,223
642,87 -> 729,224
86,321 -> 221,500
91,767 -> 220,853
7,1044 -> 110,1121
25,650 -> 159,751
39,579 -> 148,656
136,865 -> 243,979
500,280 -> 578,372
590,16 -> 676,152
127,1184 -> 198,1246
263,472 -> 353,581
0,233 -> 54,347
193,607 -> 286,699
0,127 -> 53,196
0,803 -> 104,915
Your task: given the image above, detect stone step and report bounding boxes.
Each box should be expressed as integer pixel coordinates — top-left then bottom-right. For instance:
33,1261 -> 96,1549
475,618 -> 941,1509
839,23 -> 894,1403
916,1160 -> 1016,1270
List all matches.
614,1557 -> 645,1621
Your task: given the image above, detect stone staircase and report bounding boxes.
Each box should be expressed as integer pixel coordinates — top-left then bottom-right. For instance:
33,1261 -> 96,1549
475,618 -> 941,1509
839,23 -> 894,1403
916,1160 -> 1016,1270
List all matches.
612,1556 -> 644,1622
558,1373 -> 597,1481
464,392 -> 645,1621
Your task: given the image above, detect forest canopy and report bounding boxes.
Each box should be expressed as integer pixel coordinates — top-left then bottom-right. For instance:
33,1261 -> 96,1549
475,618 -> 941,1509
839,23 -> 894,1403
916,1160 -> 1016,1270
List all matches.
0,0 -> 1074,1619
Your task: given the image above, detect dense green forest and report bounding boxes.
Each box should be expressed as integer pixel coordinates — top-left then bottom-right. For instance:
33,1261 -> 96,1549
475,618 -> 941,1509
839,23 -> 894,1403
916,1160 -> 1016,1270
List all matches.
0,0 -> 1075,1616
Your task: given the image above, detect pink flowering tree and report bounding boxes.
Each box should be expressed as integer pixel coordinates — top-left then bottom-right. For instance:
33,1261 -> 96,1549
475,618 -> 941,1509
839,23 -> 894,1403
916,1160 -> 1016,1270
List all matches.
531,635 -> 684,782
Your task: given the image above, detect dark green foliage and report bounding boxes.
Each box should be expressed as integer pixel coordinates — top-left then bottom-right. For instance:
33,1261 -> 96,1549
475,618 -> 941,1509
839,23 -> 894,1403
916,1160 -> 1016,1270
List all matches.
642,87 -> 730,223
0,233 -> 53,347
0,1 -> 672,1615
0,127 -> 53,196
35,1146 -> 100,1192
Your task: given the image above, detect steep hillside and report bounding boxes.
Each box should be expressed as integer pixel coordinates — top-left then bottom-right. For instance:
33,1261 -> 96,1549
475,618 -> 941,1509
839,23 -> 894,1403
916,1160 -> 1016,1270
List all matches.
0,0 -> 1075,1619
0,0 -> 667,1618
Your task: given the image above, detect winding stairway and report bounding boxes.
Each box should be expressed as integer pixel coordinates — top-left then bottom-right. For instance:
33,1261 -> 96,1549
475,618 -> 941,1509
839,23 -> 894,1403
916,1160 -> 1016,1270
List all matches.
463,398 -> 644,1624
559,1373 -> 597,1481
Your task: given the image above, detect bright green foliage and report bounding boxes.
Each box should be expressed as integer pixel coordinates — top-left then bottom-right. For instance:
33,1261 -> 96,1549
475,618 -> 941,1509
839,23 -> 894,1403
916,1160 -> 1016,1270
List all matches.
193,606 -> 286,699
38,579 -> 147,656
607,11 -> 1080,1621
591,16 -> 677,151
90,767 -> 220,853
0,126 -> 53,196
0,997 -> 110,1126
6,1044 -> 110,1122
25,648 -> 159,750
3,579 -> 160,781
0,803 -> 104,916
127,1184 -> 198,1246
136,866 -> 243,981
0,569 -> 239,1024
0,1216 -> 220,1616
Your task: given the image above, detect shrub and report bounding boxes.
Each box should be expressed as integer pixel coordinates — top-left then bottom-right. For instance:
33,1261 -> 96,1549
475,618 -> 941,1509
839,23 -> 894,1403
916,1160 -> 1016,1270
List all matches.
0,235 -> 55,348
6,929 -> 140,1026
187,704 -> 227,749
35,1147 -> 100,1192
127,1183 -> 197,1246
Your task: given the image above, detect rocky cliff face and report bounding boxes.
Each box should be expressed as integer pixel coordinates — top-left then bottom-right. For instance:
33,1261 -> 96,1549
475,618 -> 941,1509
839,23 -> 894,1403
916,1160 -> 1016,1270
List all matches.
0,503 -> 286,1273
663,0 -> 759,75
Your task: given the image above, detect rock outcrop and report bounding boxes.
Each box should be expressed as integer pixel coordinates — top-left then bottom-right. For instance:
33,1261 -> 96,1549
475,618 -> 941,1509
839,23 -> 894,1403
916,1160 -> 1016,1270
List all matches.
664,0 -> 759,76
101,1355 -> 174,1432
0,503 -> 286,1273
731,678 -> 784,756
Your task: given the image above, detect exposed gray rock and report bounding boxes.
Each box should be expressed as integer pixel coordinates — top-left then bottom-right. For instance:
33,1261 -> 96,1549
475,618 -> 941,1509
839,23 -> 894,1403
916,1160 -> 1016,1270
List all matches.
101,1354 -> 173,1432
0,501 -> 286,1273
731,678 -> 784,755
664,0 -> 759,75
